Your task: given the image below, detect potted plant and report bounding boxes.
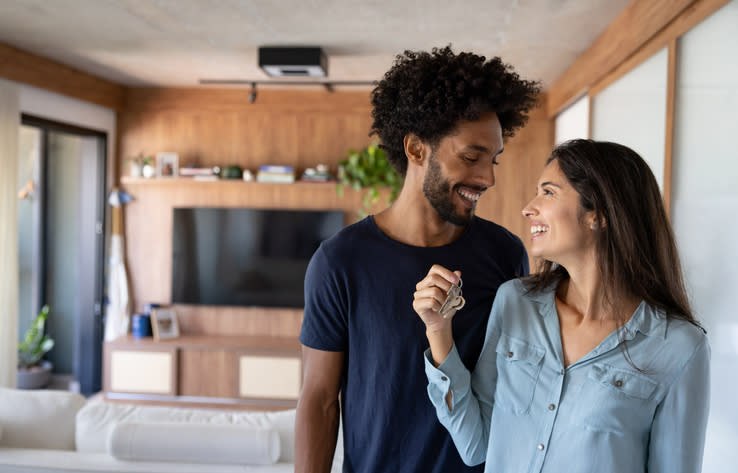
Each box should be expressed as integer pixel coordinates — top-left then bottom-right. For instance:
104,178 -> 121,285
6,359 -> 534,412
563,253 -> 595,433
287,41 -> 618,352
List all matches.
17,305 -> 55,389
336,142 -> 403,219
125,153 -> 154,178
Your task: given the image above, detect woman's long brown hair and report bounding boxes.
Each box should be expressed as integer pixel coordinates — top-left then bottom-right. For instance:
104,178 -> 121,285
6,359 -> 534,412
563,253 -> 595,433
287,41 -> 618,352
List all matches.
525,140 -> 699,358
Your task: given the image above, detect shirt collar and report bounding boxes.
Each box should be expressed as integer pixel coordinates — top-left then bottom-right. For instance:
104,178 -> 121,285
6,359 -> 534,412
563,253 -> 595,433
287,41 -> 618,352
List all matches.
524,281 -> 668,339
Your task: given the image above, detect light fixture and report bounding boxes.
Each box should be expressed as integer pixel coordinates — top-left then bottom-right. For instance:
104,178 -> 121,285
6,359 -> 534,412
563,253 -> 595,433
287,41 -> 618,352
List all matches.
200,79 -> 375,90
258,46 -> 327,77
248,82 -> 257,103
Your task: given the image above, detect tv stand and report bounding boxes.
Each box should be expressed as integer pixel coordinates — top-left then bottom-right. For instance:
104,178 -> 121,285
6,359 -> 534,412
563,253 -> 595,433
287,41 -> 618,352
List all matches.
103,334 -> 302,410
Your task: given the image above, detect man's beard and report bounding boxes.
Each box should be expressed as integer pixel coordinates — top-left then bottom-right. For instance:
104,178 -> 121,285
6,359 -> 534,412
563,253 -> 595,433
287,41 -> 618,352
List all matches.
422,152 -> 473,226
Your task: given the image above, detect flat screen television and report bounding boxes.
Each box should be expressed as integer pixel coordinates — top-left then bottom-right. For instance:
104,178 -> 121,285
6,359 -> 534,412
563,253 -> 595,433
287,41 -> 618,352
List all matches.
171,207 -> 344,308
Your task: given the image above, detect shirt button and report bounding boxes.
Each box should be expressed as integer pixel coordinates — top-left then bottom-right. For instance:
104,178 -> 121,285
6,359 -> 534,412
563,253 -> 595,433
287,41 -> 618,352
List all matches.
537,444 -> 545,451
548,404 -> 556,411
441,376 -> 448,382
508,351 -> 514,358
615,380 -> 623,387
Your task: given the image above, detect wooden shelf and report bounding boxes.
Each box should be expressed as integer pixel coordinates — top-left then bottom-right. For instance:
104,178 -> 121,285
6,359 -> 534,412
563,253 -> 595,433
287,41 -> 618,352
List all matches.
108,334 -> 300,352
121,176 -> 339,188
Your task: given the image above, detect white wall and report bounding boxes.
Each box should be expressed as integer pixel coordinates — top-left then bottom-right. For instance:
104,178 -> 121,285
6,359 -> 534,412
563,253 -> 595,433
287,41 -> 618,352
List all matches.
554,94 -> 589,145
0,78 -> 20,387
19,84 -> 116,189
591,47 -> 668,191
671,2 -> 738,471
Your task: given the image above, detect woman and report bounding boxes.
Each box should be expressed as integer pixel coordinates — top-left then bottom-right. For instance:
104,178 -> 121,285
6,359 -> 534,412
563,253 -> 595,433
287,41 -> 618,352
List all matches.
414,139 -> 710,473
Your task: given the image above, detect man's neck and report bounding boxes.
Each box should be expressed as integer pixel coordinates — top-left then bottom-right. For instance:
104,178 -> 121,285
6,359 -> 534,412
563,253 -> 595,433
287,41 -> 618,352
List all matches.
373,190 -> 468,247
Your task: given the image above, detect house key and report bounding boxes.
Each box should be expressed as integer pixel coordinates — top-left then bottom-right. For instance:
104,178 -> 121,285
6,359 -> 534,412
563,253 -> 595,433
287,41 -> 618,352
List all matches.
439,278 -> 465,319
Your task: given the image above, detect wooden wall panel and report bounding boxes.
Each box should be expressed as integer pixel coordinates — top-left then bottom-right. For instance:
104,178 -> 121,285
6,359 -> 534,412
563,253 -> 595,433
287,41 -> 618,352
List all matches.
0,41 -> 124,110
118,88 -> 374,176
121,178 -> 390,337
547,0 -> 696,116
476,100 -> 554,271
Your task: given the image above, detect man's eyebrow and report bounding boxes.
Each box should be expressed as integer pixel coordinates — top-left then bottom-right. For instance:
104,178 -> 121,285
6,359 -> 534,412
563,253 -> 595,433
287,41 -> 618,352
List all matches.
461,145 -> 504,155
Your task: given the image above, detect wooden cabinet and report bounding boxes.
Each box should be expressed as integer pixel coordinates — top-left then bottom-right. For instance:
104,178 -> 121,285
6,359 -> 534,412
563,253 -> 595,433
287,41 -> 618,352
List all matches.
104,335 -> 301,410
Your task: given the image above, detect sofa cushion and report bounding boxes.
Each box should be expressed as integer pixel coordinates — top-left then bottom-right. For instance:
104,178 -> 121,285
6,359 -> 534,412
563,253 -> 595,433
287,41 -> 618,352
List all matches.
76,401 -> 296,463
0,388 -> 86,450
108,422 -> 280,465
0,447 -> 295,472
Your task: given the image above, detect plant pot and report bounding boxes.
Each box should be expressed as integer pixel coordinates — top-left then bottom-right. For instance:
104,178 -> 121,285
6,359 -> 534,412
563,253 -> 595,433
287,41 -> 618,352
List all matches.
142,163 -> 155,178
129,161 -> 142,178
17,360 -> 53,389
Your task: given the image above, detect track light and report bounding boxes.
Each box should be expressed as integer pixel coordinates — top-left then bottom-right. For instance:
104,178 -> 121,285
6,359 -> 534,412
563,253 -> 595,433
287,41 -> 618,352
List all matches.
248,82 -> 257,103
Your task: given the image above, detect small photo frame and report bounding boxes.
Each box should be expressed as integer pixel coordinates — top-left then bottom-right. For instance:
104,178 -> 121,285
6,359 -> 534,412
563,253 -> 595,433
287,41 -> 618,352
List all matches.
151,307 -> 180,340
156,152 -> 179,178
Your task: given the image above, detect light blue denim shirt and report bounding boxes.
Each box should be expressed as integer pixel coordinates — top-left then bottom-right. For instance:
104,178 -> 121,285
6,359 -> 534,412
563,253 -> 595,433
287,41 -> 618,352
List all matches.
425,279 -> 710,473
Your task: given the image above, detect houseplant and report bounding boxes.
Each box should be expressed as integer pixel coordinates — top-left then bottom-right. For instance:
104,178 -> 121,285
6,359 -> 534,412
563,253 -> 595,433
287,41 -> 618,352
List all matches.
17,305 -> 55,389
125,153 -> 154,178
336,142 -> 403,218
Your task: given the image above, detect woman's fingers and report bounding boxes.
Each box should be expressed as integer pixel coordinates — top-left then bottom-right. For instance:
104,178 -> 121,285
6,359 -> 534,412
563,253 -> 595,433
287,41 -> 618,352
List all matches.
416,264 -> 461,292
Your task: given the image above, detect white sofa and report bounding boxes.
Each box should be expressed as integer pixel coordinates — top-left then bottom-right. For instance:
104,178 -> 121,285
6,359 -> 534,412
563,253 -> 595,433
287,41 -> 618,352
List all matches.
0,388 -> 343,473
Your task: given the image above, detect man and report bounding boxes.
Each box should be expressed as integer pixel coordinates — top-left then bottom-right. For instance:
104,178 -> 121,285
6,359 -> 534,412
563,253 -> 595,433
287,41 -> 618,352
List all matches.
296,46 -> 540,473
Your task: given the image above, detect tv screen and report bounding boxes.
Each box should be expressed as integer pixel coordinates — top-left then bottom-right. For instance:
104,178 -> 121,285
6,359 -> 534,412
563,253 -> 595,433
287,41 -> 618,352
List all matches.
171,207 -> 343,308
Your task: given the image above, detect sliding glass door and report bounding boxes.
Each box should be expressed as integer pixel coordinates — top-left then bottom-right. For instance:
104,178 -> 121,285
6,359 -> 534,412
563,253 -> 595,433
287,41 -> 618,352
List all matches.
18,115 -> 107,395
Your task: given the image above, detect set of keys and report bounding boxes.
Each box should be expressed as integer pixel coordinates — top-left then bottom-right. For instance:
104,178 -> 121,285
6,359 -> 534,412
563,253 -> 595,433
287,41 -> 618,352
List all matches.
439,278 -> 465,319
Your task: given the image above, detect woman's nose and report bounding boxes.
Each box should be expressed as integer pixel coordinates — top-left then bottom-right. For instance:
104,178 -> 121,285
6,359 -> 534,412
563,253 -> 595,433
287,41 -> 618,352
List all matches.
522,201 -> 537,218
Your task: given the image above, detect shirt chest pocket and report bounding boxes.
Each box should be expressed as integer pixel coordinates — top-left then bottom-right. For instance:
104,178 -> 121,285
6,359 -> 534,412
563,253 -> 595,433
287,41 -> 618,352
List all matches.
570,362 -> 660,435
494,334 -> 545,415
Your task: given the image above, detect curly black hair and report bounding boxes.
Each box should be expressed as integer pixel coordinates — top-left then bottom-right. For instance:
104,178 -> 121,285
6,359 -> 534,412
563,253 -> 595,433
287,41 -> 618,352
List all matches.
370,46 -> 541,177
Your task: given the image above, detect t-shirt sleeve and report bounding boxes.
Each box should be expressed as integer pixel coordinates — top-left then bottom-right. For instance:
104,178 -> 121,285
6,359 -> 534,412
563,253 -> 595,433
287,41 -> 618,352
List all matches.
299,242 -> 348,352
516,241 -> 530,277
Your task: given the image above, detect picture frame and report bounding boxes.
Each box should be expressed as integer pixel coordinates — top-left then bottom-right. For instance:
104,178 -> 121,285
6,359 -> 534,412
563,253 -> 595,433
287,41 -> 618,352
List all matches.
156,152 -> 179,178
151,307 -> 180,340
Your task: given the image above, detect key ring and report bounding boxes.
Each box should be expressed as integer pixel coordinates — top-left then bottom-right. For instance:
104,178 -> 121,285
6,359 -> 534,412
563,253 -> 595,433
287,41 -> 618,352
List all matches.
439,278 -> 465,319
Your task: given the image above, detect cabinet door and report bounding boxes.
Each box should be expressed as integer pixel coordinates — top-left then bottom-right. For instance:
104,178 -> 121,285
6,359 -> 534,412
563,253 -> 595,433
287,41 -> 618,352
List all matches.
237,354 -> 302,400
178,348 -> 237,398
105,346 -> 177,395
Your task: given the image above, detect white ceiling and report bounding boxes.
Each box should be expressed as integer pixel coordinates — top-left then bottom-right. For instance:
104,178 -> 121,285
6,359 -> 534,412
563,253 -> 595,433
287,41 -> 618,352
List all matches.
0,0 -> 631,89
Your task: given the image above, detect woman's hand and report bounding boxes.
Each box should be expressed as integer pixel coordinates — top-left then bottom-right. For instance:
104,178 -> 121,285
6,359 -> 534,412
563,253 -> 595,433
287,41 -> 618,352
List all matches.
414,264 -> 461,366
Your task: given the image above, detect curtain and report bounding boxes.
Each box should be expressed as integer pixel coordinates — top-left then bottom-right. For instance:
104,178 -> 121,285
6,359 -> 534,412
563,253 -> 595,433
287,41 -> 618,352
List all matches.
0,78 -> 20,387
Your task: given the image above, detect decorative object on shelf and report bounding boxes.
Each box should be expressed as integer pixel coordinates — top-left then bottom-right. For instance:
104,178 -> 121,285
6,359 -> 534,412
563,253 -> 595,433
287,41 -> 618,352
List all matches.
300,163 -> 334,182
179,165 -> 217,177
151,307 -> 180,340
257,164 -> 295,183
336,141 -> 403,218
220,165 -> 243,179
17,305 -> 55,389
104,188 -> 133,342
125,154 -> 154,178
131,313 -> 152,338
156,152 -> 179,178
243,169 -> 255,181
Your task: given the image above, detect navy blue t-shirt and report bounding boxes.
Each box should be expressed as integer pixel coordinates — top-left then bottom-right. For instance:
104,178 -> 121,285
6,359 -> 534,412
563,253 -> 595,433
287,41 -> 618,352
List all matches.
300,216 -> 528,473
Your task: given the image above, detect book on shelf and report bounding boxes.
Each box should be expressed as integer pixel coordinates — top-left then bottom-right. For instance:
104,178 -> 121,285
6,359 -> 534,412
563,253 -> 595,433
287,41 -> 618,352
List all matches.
258,164 -> 294,174
299,165 -> 334,182
180,166 -> 216,176
257,171 -> 295,183
193,175 -> 218,181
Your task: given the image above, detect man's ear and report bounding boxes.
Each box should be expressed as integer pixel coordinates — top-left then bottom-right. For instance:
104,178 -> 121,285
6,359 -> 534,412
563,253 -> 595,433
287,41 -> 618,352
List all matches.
404,134 -> 426,166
